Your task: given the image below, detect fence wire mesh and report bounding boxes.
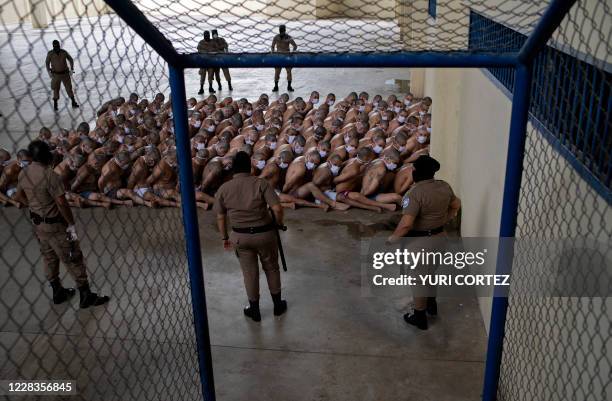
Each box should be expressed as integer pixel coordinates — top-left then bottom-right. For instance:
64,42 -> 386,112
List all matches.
0,1 -> 199,400
498,1 -> 611,400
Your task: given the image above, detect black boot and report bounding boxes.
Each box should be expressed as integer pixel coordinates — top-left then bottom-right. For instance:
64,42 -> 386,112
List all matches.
272,81 -> 279,92
287,81 -> 294,92
404,309 -> 427,330
50,279 -> 75,305
217,82 -> 222,91
209,85 -> 215,94
71,98 -> 79,108
271,292 -> 287,316
243,300 -> 261,322
78,283 -> 109,309
228,81 -> 233,91
198,86 -> 204,95
426,297 -> 437,316
53,99 -> 58,111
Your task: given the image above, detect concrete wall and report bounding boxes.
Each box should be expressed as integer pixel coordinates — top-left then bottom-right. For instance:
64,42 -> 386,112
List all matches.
0,0 -> 110,27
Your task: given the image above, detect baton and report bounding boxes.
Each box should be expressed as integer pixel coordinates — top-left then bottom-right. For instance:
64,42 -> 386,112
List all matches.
270,211 -> 288,271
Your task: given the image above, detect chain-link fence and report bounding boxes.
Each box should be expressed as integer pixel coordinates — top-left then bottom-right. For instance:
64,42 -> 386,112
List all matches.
495,0 -> 611,400
0,1 -> 199,400
0,0 -> 610,400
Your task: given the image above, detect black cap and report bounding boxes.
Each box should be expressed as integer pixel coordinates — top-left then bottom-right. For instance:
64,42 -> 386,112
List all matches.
413,155 -> 440,179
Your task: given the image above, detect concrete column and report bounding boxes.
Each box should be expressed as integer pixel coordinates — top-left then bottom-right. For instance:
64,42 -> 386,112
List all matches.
409,68 -> 425,96
29,0 -> 48,28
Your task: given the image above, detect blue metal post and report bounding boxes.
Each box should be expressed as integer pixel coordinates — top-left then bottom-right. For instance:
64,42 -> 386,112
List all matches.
169,65 -> 216,401
482,62 -> 533,401
179,51 -> 518,69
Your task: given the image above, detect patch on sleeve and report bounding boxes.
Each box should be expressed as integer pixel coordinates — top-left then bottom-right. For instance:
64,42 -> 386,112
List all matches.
402,196 -> 410,209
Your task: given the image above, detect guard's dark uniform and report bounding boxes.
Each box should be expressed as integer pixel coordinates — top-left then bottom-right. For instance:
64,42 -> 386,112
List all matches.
213,172 -> 281,300
17,162 -> 88,286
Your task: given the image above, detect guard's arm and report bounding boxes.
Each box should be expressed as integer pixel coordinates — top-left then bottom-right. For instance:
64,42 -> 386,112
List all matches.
45,52 -> 52,73
270,204 -> 284,227
216,213 -> 228,240
388,214 -> 415,243
13,188 -> 28,206
55,194 -> 76,226
66,52 -> 74,71
290,38 -> 297,52
447,196 -> 461,221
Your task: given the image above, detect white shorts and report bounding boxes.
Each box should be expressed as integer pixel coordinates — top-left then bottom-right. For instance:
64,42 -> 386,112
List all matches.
6,187 -> 17,198
275,189 -> 281,196
324,190 -> 337,201
135,187 -> 150,198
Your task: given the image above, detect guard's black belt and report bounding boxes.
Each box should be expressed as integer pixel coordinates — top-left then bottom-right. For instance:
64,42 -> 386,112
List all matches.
52,70 -> 69,74
404,226 -> 444,237
30,212 -> 64,225
232,224 -> 275,234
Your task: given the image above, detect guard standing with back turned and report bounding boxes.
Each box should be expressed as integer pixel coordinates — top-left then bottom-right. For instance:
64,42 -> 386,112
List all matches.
45,40 -> 79,111
387,155 -> 461,330
214,151 -> 287,322
14,140 -> 109,308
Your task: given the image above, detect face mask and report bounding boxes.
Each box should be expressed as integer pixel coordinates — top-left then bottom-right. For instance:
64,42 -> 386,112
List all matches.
417,135 -> 427,144
358,106 -> 365,112
117,135 -> 125,144
269,142 -> 277,150
111,111 -> 117,118
256,124 -> 264,131
419,111 -> 425,116
168,111 -> 173,118
394,107 -> 401,113
382,115 -> 388,121
138,118 -> 144,124
194,120 -> 202,128
305,161 -> 315,170
345,145 -> 354,152
427,127 -> 432,133
245,138 -> 254,145
384,160 -> 397,171
287,135 -> 296,144
127,145 -> 135,152
404,100 -> 412,106
397,145 -> 406,152
246,110 -> 252,116
196,143 -> 206,150
373,144 -> 383,154
124,127 -> 130,134
373,101 -> 379,108
69,162 -> 78,171
19,160 -> 30,168
207,125 -> 215,133
398,116 -> 406,123
312,98 -> 319,105
130,109 -> 136,115
344,135 -> 350,144
279,162 -> 288,169
330,164 -> 340,175
318,150 -> 327,158
294,145 -> 304,154
256,160 -> 266,170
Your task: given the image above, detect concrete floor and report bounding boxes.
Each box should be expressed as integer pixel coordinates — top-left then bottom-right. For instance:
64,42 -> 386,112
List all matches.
1,14 -> 486,401
1,207 -> 487,401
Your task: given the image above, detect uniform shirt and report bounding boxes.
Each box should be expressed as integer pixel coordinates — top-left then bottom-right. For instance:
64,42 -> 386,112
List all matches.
213,173 -> 280,228
17,162 -> 64,219
45,50 -> 72,73
212,38 -> 228,52
402,179 -> 455,231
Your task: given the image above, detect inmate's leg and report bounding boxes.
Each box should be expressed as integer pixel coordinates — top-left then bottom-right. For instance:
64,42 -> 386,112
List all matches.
118,189 -> 150,207
76,193 -> 112,209
143,191 -> 175,208
286,68 -> 294,92
336,192 -> 381,212
222,68 -> 232,90
302,183 -> 350,211
347,192 -> 396,211
91,192 -> 132,207
279,191 -> 328,211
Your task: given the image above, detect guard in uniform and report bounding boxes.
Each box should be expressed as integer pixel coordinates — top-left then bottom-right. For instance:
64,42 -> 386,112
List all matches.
211,29 -> 233,91
45,40 -> 79,111
214,151 -> 287,322
197,31 -> 216,95
388,155 -> 461,330
270,25 -> 298,92
14,140 -> 109,308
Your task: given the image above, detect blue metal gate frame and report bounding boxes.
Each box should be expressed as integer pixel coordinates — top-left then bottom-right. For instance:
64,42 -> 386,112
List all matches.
101,1 -> 578,399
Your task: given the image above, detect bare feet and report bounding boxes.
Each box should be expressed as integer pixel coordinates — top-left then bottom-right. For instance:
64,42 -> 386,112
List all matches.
281,202 -> 296,209
103,202 -> 112,210
382,203 -> 396,212
124,200 -> 134,208
321,204 -> 331,212
332,201 -> 350,211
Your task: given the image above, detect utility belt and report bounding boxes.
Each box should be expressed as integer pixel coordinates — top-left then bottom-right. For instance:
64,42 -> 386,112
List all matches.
232,223 -> 275,234
30,212 -> 65,226
404,226 -> 444,237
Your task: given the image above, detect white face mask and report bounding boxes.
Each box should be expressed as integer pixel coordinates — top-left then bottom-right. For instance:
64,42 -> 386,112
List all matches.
19,160 -> 30,168
344,135 -> 350,144
382,115 -> 388,121
245,110 -> 252,116
168,111 -> 173,118
312,98 -> 319,105
294,145 -> 304,154
404,100 -> 412,106
130,109 -> 136,115
194,120 -> 202,128
373,144 -> 383,154
269,142 -> 277,150
345,145 -> 354,152
287,135 -> 296,144
358,106 -> 365,112
394,107 -> 401,113
419,111 -> 425,116
398,145 -> 406,152
373,101 -> 379,108
398,116 -> 406,123
256,124 -> 264,131
138,118 -> 144,124
207,125 -> 215,133
330,164 -> 340,175
196,143 -> 206,150
256,160 -> 266,170
327,100 -> 334,106
117,135 -> 125,144
318,150 -> 327,158
417,135 -> 427,144
384,160 -> 397,171
127,145 -> 135,152
245,138 -> 254,145
279,162 -> 288,169
427,127 -> 432,133
305,161 -> 315,170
